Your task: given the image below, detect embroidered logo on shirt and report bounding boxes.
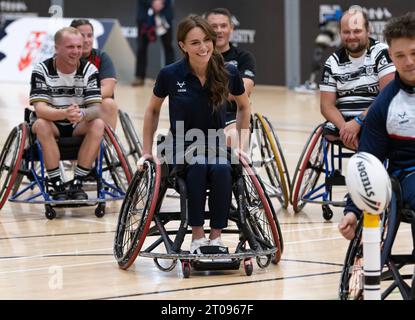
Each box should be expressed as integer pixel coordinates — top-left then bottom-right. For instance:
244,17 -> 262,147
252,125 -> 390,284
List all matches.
177,81 -> 186,93
225,60 -> 238,68
398,112 -> 409,125
244,70 -> 255,77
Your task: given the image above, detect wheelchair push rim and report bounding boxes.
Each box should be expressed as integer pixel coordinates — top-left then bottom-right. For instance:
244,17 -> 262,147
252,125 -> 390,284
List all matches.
0,123 -> 27,210
253,113 -> 290,209
113,159 -> 161,269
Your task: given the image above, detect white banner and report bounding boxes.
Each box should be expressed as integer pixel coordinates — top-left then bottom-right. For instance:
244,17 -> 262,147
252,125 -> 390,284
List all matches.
0,17 -> 104,83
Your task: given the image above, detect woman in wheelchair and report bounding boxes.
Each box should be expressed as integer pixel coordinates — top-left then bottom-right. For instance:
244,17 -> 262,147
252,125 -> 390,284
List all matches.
138,15 -> 251,254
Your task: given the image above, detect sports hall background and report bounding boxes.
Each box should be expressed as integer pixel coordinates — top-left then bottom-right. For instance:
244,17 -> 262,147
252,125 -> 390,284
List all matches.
1,0 -> 414,88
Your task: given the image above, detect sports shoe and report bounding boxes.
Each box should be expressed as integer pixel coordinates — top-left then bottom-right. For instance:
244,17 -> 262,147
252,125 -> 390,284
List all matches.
50,180 -> 68,201
209,237 -> 225,247
131,78 -> 144,87
190,237 -> 209,254
69,178 -> 88,200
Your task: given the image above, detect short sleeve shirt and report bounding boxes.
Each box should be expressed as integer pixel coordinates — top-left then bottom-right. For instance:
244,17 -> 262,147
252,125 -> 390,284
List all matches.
153,57 -> 244,154
320,38 -> 395,113
153,58 -> 245,157
87,48 -> 117,81
222,43 -> 256,113
29,57 -> 102,125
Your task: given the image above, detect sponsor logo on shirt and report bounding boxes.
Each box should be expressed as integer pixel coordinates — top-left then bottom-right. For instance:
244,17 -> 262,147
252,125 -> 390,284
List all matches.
177,81 -> 186,93
225,60 -> 238,68
244,70 -> 254,77
75,87 -> 83,96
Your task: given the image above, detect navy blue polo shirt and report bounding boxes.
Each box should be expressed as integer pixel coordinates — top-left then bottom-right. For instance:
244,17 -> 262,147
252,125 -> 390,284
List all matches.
153,57 -> 245,153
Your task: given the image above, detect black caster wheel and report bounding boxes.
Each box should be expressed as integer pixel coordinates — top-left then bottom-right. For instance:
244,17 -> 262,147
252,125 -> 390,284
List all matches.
95,203 -> 106,218
45,205 -> 57,220
182,261 -> 191,278
322,205 -> 333,221
244,258 -> 253,276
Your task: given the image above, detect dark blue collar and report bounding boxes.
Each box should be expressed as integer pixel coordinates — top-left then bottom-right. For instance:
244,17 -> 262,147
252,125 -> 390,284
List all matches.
178,57 -> 194,78
396,73 -> 415,94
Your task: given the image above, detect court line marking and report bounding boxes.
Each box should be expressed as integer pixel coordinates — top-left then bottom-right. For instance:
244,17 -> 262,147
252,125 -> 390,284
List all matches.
98,270 -> 342,300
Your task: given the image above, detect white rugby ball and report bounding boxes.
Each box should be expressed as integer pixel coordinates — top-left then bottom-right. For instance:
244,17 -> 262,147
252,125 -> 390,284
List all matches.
346,152 -> 391,214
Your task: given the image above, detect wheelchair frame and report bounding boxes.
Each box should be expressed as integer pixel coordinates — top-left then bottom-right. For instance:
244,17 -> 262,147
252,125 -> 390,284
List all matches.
113,155 -> 283,278
290,123 -> 355,220
0,122 -> 132,219
252,113 -> 291,209
339,179 -> 415,300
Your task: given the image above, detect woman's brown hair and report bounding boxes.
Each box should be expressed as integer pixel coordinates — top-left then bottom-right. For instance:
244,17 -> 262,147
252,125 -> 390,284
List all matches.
177,15 -> 229,111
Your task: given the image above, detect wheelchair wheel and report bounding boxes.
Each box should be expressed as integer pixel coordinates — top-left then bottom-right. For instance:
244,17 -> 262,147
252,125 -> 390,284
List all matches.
113,160 -> 161,269
291,124 -> 324,213
339,203 -> 393,300
103,126 -> 132,192
118,110 -> 142,164
253,113 -> 290,209
339,219 -> 364,300
240,156 -> 283,264
0,123 -> 27,209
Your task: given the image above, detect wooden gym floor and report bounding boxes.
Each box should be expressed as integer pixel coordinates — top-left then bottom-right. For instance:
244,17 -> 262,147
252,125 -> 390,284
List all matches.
0,82 -> 412,300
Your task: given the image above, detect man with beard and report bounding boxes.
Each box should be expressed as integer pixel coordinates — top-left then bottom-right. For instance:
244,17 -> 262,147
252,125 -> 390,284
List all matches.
320,7 -> 396,150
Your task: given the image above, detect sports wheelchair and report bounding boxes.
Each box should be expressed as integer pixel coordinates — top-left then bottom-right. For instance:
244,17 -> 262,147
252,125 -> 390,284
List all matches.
117,110 -> 142,166
339,177 -> 415,300
113,153 -> 283,278
251,113 -> 291,210
290,122 -> 355,220
0,109 -> 133,219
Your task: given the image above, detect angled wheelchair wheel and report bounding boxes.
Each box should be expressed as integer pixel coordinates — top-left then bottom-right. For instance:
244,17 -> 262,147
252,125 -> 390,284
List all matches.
339,205 -> 393,300
114,160 -> 161,269
0,123 -> 28,209
339,219 -> 364,300
291,124 -> 324,213
103,126 -> 132,192
240,156 -> 283,264
118,110 -> 142,164
253,113 -> 290,209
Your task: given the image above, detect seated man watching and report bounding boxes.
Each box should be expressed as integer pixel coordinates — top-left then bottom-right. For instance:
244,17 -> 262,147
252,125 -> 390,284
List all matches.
320,7 -> 395,150
205,8 -> 256,148
70,19 -> 118,129
29,27 -> 105,201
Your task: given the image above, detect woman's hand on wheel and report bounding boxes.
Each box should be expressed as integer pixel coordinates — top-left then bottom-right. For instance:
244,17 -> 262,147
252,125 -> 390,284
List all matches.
136,153 -> 153,171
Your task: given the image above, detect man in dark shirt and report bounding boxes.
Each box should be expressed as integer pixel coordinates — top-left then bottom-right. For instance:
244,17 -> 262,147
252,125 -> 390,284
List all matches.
205,8 -> 256,146
70,19 -> 119,129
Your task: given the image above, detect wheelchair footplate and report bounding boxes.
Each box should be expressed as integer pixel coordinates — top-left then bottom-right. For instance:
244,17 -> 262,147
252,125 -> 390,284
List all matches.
140,247 -> 276,265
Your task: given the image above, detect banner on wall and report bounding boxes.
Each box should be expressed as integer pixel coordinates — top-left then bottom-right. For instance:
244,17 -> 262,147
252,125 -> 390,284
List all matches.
0,18 -> 104,82
0,17 -> 135,83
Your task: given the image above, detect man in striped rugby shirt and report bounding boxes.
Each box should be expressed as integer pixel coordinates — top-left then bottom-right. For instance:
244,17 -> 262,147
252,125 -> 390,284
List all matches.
29,27 -> 105,201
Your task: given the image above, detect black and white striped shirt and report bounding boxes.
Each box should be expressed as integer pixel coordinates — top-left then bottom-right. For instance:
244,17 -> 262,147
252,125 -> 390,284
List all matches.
29,57 -> 102,125
320,38 -> 395,114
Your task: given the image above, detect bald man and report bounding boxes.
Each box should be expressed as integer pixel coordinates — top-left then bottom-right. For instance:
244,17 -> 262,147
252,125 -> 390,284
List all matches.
30,27 -> 105,201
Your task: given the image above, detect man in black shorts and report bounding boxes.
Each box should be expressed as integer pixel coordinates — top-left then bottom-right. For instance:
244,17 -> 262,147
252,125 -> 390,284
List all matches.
205,8 -> 256,147
29,27 -> 105,201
